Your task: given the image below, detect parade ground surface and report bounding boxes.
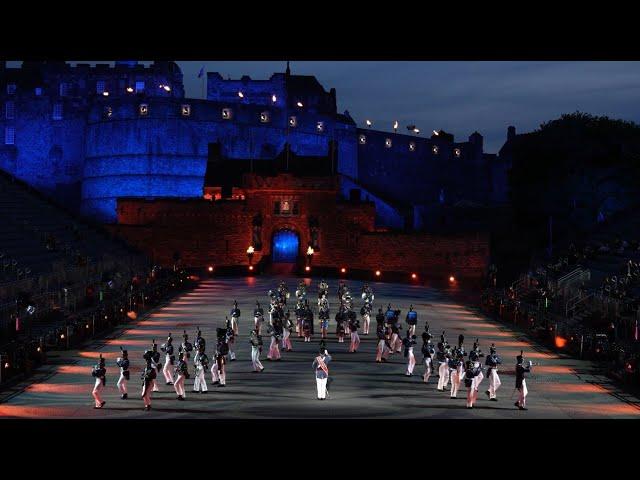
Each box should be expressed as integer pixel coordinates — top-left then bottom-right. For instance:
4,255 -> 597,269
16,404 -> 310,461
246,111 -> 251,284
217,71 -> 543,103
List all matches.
2,276 -> 640,419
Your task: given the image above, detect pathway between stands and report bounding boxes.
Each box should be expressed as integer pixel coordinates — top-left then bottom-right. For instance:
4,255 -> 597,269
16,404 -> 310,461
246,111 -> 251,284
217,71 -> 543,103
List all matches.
1,277 -> 639,419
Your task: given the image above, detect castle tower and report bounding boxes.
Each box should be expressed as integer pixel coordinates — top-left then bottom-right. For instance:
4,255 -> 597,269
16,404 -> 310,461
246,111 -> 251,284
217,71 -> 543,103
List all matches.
507,125 -> 516,142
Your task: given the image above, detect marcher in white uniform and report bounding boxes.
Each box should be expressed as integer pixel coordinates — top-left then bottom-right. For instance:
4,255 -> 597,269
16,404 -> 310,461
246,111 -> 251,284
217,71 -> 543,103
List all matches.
141,358 -> 157,411
436,343 -> 450,391
91,354 -> 106,409
449,350 -> 465,399
312,348 -> 332,400
462,360 -> 482,409
253,301 -> 265,335
403,332 -> 417,376
160,334 -> 175,385
484,344 -> 502,401
115,347 -> 130,399
173,352 -> 188,400
250,327 -> 265,372
193,346 -> 209,393
515,351 -> 532,410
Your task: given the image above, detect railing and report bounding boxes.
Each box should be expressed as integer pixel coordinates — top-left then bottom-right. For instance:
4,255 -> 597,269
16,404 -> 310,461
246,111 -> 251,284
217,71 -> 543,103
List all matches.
565,290 -> 594,317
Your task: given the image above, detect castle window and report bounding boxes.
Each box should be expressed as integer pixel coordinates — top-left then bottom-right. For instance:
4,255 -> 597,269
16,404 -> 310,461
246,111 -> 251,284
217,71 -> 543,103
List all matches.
409,141 -> 416,152
260,111 -> 270,123
432,145 -> 439,155
288,116 -> 297,127
5,101 -> 15,120
316,121 -> 325,133
139,103 -> 149,116
273,201 -> 281,214
103,106 -> 113,119
135,81 -> 145,93
385,138 -> 392,148
52,103 -> 63,120
59,82 -> 70,97
222,108 -> 232,120
454,148 -> 461,157
35,87 -> 43,96
181,104 -> 191,116
359,134 -> 366,145
5,126 -> 15,145
7,84 -> 16,95
96,80 -> 105,95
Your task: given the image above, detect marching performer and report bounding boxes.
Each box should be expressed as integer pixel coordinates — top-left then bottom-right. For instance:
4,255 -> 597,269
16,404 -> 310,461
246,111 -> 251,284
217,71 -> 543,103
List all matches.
173,351 -> 189,400
318,279 -> 329,300
211,328 -> 229,387
449,349 -> 465,399
230,300 -> 241,336
458,333 -> 464,349
335,305 -> 346,343
91,354 -> 107,409
296,280 -> 307,301
225,317 -> 236,361
375,307 -> 385,328
403,331 -> 417,376
282,309 -> 294,351
160,333 -> 175,385
360,303 -> 372,336
116,347 -> 130,399
389,311 -> 403,354
250,326 -> 265,372
143,339 -> 161,392
179,331 -> 193,366
267,316 -> 282,360
436,342 -> 450,391
254,301 -> 265,335
469,339 -> 484,393
312,347 -> 332,400
195,327 -> 206,353
462,360 -> 482,409
318,294 -> 330,339
421,335 -> 435,383
277,281 -> 290,306
405,305 -> 418,336
295,298 -> 306,337
375,322 -> 389,363
302,304 -> 313,342
348,311 -> 361,353
515,351 -> 532,410
193,345 -> 209,393
141,358 -> 157,411
485,344 -> 502,401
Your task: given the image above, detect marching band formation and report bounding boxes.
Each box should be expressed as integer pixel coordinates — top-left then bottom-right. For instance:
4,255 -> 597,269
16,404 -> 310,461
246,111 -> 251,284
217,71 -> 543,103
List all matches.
90,279 -> 534,411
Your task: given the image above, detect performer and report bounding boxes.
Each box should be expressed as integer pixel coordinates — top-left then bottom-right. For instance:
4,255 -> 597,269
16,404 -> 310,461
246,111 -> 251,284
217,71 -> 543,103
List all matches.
267,318 -> 282,360
115,347 -> 130,399
160,333 -> 175,385
143,339 -> 161,392
277,281 -> 290,306
421,337 -> 435,383
296,280 -> 307,301
302,304 -> 313,342
469,339 -> 484,393
312,347 -> 332,400
211,328 -> 229,387
335,305 -> 346,343
195,327 -> 206,353
193,345 -> 209,393
225,317 -> 236,361
375,307 -> 385,328
361,283 -> 374,305
360,303 -> 372,336
405,305 -> 418,336
389,310 -> 403,354
91,354 -> 106,409
403,332 -> 417,376
458,333 -> 464,349
515,351 -> 532,410
348,311 -> 361,353
436,342 -> 450,391
179,330 -> 193,365
141,358 -> 157,411
249,327 -> 265,372
230,300 -> 240,336
449,349 -> 465,399
462,360 -> 482,409
295,298 -> 306,338
253,301 -> 265,335
306,299 -> 315,336
375,322 -> 389,363
318,294 -> 330,339
485,344 -> 502,401
318,279 -> 329,299
282,309 -> 294,351
173,351 -> 188,400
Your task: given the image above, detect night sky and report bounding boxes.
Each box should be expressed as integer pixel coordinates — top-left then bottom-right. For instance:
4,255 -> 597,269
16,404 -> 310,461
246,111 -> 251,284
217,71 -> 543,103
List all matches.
9,61 -> 640,152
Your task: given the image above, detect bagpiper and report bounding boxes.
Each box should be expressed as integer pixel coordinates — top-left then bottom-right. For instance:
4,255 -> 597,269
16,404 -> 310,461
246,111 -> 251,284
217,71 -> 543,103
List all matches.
515,351 -> 532,410
160,333 -> 175,385
173,351 -> 189,400
302,302 -> 313,342
406,305 -> 418,337
193,345 -> 209,394
179,330 -> 193,364
318,294 -> 330,339
253,301 -> 265,335
318,279 -> 329,300
295,280 -> 307,301
348,310 -> 360,353
141,357 -> 157,411
360,302 -> 372,336
485,344 -> 502,401
335,305 -> 346,343
91,354 -> 106,409
116,347 -> 130,400
249,326 -> 265,372
230,300 -> 240,336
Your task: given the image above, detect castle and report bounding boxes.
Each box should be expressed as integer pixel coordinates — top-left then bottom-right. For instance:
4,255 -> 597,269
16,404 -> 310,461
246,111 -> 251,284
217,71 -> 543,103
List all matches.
0,61 -> 510,227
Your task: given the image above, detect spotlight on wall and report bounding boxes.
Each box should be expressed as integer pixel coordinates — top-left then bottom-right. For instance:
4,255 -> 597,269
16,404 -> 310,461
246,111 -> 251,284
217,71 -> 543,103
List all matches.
411,273 -> 417,279
375,270 -> 381,277
102,91 -> 109,97
272,94 -> 277,103
208,266 -> 213,272
297,101 -> 303,107
305,266 -> 311,272
449,275 -> 456,283
238,91 -> 244,98
341,267 -> 346,274
366,119 -> 372,128
163,85 -> 171,92
249,265 -> 254,271
433,130 -> 439,136
393,120 -> 398,132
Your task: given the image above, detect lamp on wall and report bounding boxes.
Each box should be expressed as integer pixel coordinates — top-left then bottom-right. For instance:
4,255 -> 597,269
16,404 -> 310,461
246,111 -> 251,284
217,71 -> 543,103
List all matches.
247,246 -> 255,266
306,246 -> 314,267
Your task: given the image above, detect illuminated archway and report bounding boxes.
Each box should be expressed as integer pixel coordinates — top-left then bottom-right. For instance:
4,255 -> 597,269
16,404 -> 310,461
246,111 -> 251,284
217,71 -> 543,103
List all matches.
272,229 -> 299,263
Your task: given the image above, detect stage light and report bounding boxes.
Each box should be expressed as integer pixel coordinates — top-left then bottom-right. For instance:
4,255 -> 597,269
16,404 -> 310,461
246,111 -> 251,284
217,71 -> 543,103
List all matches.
127,311 -> 137,320
86,324 -> 90,329
393,120 -> 398,132
126,86 -> 134,93
341,267 -> 346,273
375,270 -> 381,276
26,305 -> 35,315
60,334 -> 65,340
102,91 -> 109,97
305,266 -> 311,272
37,347 -> 41,352
555,336 -> 567,348
449,275 -> 455,283
163,85 -> 171,92
433,130 -> 439,136
411,273 -> 417,279
249,265 -> 254,271
208,266 -> 213,272
366,119 -> 372,127
4,362 -> 8,369
238,91 -> 244,98
297,101 -> 303,107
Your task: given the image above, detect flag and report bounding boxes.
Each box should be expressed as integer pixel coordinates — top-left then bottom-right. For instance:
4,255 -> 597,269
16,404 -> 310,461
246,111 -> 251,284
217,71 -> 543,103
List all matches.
197,65 -> 205,78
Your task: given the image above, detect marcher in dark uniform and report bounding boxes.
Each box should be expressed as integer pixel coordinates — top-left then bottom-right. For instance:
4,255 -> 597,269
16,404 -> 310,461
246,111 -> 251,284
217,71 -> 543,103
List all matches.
173,351 -> 189,400
212,328 -> 229,386
160,333 -> 175,385
515,351 -> 532,410
463,360 -> 482,409
193,345 -> 209,393
403,331 -> 417,376
406,305 -> 418,337
143,340 -> 161,392
116,347 -> 130,399
319,294 -> 330,339
375,322 -> 389,363
375,308 -> 385,328
295,298 -> 306,338
421,336 -> 435,383
225,317 -> 236,361
335,305 -> 346,343
253,301 -> 265,335
141,357 -> 157,411
348,312 -> 360,353
91,354 -> 107,409
195,327 -> 206,353
230,300 -> 241,336
485,344 -> 502,401
282,309 -> 294,351
250,326 -> 265,372
436,342 -> 450,391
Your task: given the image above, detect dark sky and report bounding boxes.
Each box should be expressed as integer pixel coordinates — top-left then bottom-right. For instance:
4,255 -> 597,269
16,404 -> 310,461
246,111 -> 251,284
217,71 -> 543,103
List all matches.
9,61 -> 640,152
